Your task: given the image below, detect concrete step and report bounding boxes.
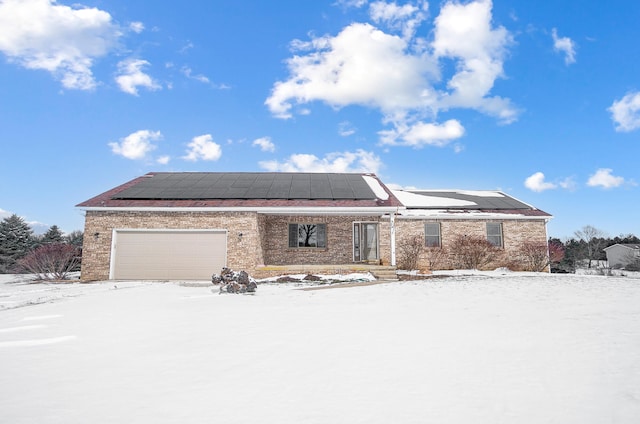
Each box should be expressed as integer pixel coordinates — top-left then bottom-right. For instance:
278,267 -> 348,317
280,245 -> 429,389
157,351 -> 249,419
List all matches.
370,266 -> 398,280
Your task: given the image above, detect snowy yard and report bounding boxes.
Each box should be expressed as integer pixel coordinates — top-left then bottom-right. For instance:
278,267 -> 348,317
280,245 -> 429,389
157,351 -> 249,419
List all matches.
1,272 -> 639,424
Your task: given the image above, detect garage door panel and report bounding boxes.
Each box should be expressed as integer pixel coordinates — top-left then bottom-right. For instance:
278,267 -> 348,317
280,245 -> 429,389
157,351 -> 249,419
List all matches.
112,230 -> 227,280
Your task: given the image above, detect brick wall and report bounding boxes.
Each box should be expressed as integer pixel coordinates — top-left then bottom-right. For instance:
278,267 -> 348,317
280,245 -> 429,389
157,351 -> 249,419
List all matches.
81,210 -> 262,281
392,218 -> 548,270
262,215 -> 388,265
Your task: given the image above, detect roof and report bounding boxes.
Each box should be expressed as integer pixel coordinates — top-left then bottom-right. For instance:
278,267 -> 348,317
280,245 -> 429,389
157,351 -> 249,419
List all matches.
604,244 -> 640,251
77,172 -> 402,210
392,189 -> 552,218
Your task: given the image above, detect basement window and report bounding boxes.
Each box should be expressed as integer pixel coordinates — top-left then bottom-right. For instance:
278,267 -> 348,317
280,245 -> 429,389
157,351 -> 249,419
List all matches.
288,223 -> 327,248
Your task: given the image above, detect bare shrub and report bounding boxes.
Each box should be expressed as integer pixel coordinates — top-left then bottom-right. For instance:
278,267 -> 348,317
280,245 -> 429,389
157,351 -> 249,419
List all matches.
515,242 -> 544,271
424,246 -> 448,270
449,235 -> 499,270
397,234 -> 424,270
16,243 -> 81,280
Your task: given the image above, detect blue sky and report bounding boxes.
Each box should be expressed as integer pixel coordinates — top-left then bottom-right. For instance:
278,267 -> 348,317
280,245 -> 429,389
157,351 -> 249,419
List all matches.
0,0 -> 638,239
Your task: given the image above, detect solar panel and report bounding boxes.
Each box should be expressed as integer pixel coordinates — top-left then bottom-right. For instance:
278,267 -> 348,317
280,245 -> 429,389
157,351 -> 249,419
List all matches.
407,191 -> 531,210
112,172 -> 377,200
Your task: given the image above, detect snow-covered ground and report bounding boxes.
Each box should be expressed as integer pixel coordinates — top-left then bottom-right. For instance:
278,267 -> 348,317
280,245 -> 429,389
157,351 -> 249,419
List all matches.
1,272 -> 639,423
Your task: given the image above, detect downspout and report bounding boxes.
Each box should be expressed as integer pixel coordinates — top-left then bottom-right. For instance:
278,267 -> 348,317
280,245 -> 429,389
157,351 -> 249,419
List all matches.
390,211 -> 396,267
545,218 -> 551,273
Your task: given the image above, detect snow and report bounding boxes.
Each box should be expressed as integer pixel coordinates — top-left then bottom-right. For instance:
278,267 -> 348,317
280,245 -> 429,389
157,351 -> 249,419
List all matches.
362,175 -> 389,200
1,272 -> 640,423
392,190 -> 476,207
397,209 -> 536,219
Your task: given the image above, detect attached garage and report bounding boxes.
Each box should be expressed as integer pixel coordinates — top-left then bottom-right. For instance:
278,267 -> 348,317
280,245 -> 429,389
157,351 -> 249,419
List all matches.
110,229 -> 227,280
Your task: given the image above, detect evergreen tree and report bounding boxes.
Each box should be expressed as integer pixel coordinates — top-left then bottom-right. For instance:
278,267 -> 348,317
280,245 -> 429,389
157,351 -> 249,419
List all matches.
64,230 -> 84,248
0,214 -> 35,273
41,225 -> 64,244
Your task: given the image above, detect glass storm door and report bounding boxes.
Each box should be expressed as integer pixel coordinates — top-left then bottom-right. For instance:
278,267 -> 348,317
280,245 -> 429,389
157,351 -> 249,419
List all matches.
353,223 -> 379,262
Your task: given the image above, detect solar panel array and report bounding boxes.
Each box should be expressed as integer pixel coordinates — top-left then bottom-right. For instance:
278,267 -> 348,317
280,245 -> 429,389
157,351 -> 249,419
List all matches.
409,191 -> 531,210
112,173 -> 377,200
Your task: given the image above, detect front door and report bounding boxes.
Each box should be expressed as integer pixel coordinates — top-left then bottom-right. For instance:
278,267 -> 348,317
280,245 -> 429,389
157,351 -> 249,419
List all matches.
353,223 -> 379,262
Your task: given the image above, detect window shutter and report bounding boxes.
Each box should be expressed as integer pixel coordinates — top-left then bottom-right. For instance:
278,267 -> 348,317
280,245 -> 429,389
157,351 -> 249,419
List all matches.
288,224 -> 298,248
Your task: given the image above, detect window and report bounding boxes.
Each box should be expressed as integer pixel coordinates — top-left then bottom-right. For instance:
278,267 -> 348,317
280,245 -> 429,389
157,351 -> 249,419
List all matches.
288,223 -> 326,248
486,223 -> 503,247
425,223 -> 441,247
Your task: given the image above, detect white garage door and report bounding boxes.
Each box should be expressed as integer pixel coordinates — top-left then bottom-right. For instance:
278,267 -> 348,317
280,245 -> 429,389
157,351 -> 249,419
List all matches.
111,229 -> 227,280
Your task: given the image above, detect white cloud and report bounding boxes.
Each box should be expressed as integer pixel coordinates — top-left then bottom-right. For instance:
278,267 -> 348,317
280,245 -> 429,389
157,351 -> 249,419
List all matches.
432,0 -> 517,123
183,134 -> 222,161
0,208 -> 11,219
338,121 -> 357,136
181,66 -> 210,84
559,176 -> 577,190
551,28 -> 576,65
266,0 -> 517,147
379,119 -> 464,147
587,168 -> 624,189
524,172 -> 557,192
259,149 -> 382,174
609,91 -> 640,132
157,155 -> 170,165
129,21 -> 145,33
369,0 -> 428,39
115,59 -> 161,95
109,130 -> 162,160
252,137 -> 276,152
0,0 -> 121,90
266,22 -> 438,120
336,0 -> 369,8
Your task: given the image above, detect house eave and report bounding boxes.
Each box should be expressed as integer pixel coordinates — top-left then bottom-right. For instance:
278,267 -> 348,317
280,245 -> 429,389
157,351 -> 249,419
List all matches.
389,211 -> 553,220
78,206 -> 403,216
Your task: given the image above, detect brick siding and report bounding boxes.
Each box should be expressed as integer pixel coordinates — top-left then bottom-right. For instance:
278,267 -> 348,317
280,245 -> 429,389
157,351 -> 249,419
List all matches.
81,210 -> 262,281
392,218 -> 548,271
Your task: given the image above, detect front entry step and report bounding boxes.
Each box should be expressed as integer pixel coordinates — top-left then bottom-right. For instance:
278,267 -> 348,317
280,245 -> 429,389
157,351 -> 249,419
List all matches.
370,266 -> 398,281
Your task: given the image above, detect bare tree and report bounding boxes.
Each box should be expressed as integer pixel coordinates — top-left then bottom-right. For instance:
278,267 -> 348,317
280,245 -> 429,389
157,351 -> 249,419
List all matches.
574,225 -> 607,268
299,225 -> 316,247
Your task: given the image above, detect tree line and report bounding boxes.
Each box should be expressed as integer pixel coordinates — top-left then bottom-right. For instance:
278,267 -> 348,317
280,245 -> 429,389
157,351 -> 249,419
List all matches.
0,214 -> 83,277
550,225 -> 640,272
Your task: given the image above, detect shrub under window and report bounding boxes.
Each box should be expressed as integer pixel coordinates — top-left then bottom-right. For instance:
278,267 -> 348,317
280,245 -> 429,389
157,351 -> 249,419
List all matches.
288,223 -> 326,248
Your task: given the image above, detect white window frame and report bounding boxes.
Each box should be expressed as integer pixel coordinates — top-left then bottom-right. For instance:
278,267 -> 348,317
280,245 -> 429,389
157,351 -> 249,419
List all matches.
424,222 -> 441,247
486,222 -> 503,247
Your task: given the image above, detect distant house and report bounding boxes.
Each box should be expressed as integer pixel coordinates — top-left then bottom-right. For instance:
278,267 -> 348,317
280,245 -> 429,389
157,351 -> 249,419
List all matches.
604,244 -> 640,269
77,172 -> 552,281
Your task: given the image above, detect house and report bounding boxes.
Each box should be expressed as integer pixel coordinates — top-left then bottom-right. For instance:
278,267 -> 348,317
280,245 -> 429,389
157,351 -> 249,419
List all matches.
390,189 -> 552,270
77,172 -> 403,281
77,172 -> 553,281
604,244 -> 640,269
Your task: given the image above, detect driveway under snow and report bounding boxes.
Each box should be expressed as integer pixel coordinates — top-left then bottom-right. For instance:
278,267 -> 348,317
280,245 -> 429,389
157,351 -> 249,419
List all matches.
1,273 -> 639,423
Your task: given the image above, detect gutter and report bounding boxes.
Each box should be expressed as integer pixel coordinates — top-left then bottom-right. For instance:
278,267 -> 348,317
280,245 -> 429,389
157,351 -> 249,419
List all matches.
79,206 -> 403,216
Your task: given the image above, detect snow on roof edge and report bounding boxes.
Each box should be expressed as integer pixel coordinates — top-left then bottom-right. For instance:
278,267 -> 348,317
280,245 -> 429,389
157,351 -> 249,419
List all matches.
362,175 -> 389,201
391,190 -> 477,208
